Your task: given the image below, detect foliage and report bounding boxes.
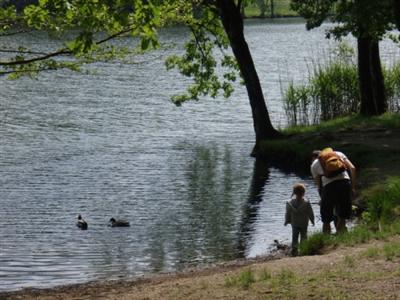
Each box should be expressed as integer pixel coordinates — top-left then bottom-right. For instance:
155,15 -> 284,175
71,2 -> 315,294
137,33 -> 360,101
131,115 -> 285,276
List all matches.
0,1 -> 242,105
364,177 -> 400,228
283,43 -> 359,125
164,3 -> 239,105
0,0 -> 162,77
290,0 -> 398,117
2,0 -> 281,143
290,0 -> 396,40
283,43 -> 400,126
244,0 -> 297,17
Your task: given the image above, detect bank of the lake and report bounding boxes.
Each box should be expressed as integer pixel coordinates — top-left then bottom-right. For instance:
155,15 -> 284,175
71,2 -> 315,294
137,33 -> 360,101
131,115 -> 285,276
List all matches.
259,114 -> 400,199
3,114 -> 400,299
3,236 -> 400,300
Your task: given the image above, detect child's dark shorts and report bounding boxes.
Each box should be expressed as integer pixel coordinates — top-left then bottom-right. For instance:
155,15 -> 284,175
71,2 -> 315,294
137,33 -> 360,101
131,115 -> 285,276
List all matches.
321,179 -> 352,223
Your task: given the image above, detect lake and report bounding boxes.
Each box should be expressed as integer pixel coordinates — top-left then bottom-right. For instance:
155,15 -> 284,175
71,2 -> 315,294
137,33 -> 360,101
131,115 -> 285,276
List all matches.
0,18 -> 398,292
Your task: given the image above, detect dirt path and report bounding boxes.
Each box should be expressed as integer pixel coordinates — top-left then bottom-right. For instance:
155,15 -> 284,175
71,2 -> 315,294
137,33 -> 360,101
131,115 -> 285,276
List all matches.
3,236 -> 400,300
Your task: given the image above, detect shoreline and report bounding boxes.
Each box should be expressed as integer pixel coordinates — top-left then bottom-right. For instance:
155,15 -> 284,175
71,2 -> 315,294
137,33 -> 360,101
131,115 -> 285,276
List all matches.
2,236 -> 399,299
1,249 -> 290,298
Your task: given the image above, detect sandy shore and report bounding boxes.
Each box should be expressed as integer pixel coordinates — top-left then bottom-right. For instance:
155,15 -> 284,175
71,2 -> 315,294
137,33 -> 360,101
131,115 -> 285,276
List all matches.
2,236 -> 400,300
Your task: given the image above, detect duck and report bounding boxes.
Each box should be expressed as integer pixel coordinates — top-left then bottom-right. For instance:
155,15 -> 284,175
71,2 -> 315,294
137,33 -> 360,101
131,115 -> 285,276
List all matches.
109,217 -> 130,227
76,214 -> 88,230
274,239 -> 289,251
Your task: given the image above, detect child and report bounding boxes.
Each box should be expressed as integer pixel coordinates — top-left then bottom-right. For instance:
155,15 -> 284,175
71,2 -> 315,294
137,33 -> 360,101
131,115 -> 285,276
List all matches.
284,183 -> 315,256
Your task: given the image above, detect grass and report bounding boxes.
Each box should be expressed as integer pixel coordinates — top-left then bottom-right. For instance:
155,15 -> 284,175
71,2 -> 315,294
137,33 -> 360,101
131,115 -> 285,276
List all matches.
343,255 -> 356,268
221,244 -> 399,298
260,113 -> 400,173
225,268 -> 256,289
383,241 -> 400,260
298,217 -> 400,256
362,247 -> 380,259
361,241 -> 400,261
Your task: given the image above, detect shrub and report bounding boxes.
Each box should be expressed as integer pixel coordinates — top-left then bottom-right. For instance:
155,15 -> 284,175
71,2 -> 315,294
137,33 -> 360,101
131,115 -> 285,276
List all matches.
365,177 -> 400,228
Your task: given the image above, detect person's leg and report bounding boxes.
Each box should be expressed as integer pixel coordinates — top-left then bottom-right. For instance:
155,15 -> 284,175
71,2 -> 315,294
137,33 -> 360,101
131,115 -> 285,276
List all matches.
291,226 -> 300,256
322,222 -> 331,234
300,227 -> 308,242
336,217 -> 348,233
335,180 -> 352,233
321,184 -> 335,234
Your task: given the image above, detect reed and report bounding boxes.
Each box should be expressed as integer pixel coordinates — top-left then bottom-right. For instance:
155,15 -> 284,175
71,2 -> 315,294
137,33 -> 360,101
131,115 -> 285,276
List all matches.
283,43 -> 400,126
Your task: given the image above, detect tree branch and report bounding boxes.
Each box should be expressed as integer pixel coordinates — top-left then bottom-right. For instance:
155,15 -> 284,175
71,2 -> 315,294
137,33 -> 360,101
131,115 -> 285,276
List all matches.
0,26 -> 135,67
0,49 -> 48,55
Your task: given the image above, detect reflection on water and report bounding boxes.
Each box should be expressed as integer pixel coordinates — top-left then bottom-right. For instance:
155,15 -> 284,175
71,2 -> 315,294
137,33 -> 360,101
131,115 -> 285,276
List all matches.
237,159 -> 270,257
1,18 -> 390,292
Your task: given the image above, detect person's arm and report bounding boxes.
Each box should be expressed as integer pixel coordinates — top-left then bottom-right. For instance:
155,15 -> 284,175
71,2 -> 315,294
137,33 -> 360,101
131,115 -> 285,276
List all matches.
284,202 -> 291,226
308,202 -> 315,226
345,159 -> 356,194
311,160 -> 323,195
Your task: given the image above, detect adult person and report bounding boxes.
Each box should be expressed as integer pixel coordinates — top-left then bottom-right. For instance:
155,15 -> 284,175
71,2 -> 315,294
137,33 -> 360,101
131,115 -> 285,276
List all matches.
310,148 -> 356,234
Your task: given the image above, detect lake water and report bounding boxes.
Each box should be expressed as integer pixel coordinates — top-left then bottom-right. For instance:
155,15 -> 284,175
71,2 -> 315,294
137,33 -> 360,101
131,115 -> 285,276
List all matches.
0,18 -> 398,292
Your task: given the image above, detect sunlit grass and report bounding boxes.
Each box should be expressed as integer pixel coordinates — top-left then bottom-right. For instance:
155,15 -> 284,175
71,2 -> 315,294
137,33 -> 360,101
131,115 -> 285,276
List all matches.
362,247 -> 380,259
343,255 -> 356,268
225,268 -> 255,289
258,268 -> 272,281
383,242 -> 400,261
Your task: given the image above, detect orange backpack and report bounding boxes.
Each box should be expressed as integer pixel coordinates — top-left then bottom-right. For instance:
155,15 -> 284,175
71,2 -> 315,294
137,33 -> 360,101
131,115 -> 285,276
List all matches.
318,148 -> 348,178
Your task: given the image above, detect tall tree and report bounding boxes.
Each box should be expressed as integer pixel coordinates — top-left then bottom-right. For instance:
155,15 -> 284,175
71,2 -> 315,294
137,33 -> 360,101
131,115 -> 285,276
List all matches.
216,0 -> 281,148
165,0 -> 281,155
0,0 -> 281,156
393,0 -> 400,30
291,0 -> 397,116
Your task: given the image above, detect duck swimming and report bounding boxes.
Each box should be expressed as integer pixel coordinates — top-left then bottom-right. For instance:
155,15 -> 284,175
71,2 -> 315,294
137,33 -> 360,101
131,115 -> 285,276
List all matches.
76,214 -> 88,230
109,217 -> 130,227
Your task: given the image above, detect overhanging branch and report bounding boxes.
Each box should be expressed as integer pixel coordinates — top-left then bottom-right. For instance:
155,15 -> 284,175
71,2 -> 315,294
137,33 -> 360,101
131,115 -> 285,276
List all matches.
0,26 -> 135,67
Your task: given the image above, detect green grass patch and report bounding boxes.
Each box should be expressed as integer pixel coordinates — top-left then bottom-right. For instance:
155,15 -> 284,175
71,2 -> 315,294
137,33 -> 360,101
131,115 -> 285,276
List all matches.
364,177 -> 400,227
299,232 -> 329,255
258,268 -> 272,281
383,242 -> 400,261
362,247 -> 380,259
299,223 -> 396,256
225,268 -> 256,289
343,255 -> 356,268
260,113 -> 400,172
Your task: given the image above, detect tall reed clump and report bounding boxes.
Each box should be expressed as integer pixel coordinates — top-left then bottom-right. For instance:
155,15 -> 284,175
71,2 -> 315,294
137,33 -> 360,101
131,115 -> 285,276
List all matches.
383,63 -> 400,112
363,177 -> 400,231
283,43 -> 400,126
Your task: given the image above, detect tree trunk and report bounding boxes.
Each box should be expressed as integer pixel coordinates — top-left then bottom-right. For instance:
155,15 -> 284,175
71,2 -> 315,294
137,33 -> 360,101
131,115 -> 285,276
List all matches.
393,0 -> 400,30
216,0 -> 281,156
357,36 -> 387,116
270,0 -> 275,18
